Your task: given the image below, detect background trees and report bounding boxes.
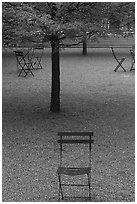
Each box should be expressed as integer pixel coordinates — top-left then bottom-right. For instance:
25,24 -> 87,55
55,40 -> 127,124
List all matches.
2,2 -> 135,112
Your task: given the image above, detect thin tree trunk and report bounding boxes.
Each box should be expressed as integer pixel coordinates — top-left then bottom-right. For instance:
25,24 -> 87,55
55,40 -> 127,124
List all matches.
50,35 -> 60,112
82,37 -> 87,55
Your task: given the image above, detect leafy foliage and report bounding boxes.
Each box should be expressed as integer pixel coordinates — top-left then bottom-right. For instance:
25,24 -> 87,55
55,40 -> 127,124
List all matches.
2,2 -> 135,47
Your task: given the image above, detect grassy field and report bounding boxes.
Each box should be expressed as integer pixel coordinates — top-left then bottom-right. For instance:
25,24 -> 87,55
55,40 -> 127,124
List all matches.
2,47 -> 135,201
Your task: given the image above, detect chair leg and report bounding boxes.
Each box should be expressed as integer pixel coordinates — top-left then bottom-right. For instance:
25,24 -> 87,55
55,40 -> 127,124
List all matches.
36,58 -> 43,69
130,61 -> 135,71
38,60 -> 43,69
114,59 -> 126,72
18,68 -> 27,77
58,173 -> 64,201
87,173 -> 91,201
18,69 -> 22,77
24,63 -> 35,77
24,69 -> 34,77
114,64 -> 126,72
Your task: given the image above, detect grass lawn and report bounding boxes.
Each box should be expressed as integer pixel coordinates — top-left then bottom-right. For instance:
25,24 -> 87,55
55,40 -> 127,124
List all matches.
2,47 -> 135,202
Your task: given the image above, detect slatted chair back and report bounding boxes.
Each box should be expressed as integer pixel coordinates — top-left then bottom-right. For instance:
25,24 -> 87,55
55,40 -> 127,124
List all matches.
27,48 -> 34,61
130,49 -> 135,59
58,132 -> 94,167
32,47 -> 44,69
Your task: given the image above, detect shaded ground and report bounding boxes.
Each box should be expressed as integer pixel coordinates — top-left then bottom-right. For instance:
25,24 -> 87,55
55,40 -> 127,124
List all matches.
2,48 -> 135,201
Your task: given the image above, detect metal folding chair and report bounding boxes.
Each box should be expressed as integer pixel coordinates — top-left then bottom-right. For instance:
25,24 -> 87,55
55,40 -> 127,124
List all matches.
32,47 -> 44,69
14,51 -> 34,77
57,132 -> 94,201
130,49 -> 135,71
111,47 -> 126,72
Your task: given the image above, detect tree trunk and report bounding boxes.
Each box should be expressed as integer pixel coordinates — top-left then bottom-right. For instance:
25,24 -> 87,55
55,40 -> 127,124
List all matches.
50,35 -> 60,112
82,37 -> 87,55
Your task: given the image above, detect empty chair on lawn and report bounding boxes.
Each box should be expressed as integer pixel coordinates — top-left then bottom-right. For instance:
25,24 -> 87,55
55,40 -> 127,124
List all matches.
14,51 -> 34,77
57,132 -> 94,201
130,48 -> 135,71
111,47 -> 126,72
32,47 -> 44,69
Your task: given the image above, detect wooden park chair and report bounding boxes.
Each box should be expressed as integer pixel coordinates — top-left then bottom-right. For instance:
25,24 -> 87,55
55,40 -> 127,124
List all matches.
130,49 -> 135,71
14,51 -> 34,77
56,132 -> 94,201
111,47 -> 126,72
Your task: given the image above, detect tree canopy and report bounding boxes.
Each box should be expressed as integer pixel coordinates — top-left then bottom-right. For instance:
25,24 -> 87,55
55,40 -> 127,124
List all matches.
3,2 -> 135,47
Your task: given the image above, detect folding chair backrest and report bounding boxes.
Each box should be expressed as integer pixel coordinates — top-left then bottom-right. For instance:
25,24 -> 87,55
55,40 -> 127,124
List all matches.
27,48 -> 34,60
14,51 -> 25,64
58,132 -> 94,167
14,51 -> 24,57
130,49 -> 135,58
33,47 -> 44,58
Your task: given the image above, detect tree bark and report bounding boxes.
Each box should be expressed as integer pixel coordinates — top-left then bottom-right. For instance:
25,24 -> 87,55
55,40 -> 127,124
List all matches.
50,35 -> 60,112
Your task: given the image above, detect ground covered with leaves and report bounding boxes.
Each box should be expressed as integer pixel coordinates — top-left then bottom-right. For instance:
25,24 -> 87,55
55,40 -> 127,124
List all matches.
2,48 -> 135,202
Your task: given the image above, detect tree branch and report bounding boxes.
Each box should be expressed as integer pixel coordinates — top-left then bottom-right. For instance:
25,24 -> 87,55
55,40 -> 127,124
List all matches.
59,30 -> 98,41
59,30 -> 98,47
60,39 -> 83,47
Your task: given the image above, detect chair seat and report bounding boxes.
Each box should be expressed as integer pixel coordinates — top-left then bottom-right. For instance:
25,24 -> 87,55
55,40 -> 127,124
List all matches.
118,57 -> 125,60
57,167 -> 91,176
